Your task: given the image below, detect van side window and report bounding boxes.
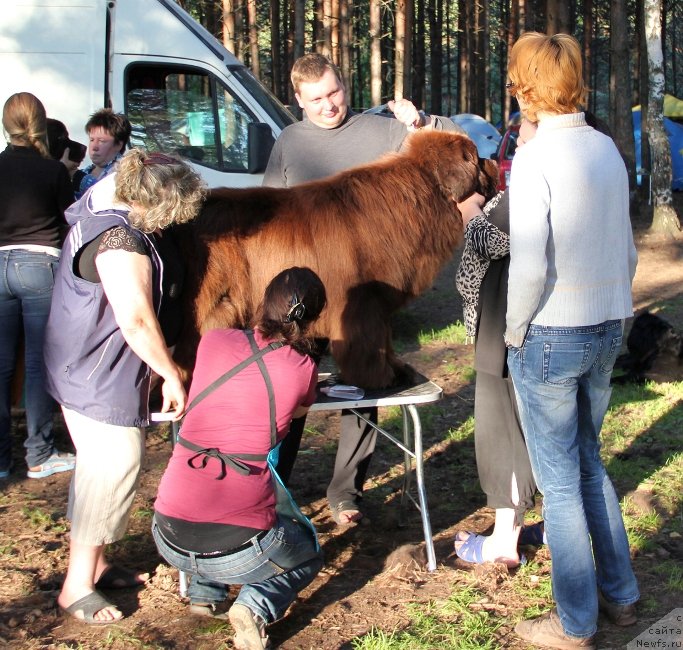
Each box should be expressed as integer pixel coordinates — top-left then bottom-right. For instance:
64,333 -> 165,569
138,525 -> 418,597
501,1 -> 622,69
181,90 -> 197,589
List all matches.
125,64 -> 255,172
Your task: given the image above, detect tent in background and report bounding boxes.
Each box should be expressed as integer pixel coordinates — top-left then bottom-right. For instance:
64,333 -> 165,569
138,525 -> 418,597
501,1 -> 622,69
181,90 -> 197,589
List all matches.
632,94 -> 683,191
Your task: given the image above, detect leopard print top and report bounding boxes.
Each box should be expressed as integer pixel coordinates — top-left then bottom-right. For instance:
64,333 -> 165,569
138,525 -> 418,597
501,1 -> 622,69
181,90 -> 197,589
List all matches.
455,191 -> 509,340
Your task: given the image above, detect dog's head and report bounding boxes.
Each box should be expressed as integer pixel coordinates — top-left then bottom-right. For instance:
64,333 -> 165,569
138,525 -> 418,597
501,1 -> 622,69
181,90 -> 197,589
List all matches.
402,130 -> 499,203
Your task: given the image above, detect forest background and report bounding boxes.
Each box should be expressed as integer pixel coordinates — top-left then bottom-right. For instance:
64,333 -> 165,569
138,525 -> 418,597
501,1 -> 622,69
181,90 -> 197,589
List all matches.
173,0 -> 683,235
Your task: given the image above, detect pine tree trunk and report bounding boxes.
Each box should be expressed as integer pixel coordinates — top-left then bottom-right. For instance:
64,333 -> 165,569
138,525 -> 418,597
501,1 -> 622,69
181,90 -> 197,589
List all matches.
339,0 -> 351,95
294,0 -> 305,62
246,0 -> 259,76
610,0 -> 637,190
414,0 -> 425,108
395,0 -> 407,100
223,0 -> 236,53
270,0 -> 281,98
370,0 -> 382,106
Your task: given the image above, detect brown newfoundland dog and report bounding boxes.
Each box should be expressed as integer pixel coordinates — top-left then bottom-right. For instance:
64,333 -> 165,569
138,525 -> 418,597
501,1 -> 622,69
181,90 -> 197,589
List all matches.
175,129 -> 498,389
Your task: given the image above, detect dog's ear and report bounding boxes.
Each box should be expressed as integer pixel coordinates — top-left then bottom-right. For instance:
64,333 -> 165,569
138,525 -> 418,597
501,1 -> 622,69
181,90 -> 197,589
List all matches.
442,134 -> 486,202
477,157 -> 499,200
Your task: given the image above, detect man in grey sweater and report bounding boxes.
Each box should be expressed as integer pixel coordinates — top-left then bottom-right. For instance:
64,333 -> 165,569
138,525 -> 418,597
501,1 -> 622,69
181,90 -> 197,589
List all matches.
264,52 -> 459,525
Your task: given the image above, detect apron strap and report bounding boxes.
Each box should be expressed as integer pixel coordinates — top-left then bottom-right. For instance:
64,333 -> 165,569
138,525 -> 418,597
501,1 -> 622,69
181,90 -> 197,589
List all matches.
245,329 -> 279,448
176,436 -> 267,479
183,330 -> 284,417
177,329 -> 282,478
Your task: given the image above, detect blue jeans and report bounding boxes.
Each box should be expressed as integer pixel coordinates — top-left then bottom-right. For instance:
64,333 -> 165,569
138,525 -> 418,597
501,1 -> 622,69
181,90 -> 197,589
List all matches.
0,250 -> 59,470
507,320 -> 639,638
152,515 -> 323,623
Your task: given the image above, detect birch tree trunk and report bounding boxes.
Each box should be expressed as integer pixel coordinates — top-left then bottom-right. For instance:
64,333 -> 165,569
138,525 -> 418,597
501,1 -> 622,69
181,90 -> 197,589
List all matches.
644,0 -> 681,235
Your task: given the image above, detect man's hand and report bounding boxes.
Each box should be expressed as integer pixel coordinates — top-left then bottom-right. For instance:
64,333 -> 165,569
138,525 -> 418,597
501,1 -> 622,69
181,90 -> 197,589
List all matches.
387,99 -> 423,130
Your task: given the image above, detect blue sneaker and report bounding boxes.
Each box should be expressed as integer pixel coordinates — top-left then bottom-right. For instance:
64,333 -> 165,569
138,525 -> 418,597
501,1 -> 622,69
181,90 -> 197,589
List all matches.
27,451 -> 76,479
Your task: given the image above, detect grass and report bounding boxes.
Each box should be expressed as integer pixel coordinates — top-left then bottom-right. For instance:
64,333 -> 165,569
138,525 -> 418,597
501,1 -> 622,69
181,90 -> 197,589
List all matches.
380,403 -> 441,434
445,415 -> 475,443
393,318 -> 468,353
352,585 -> 504,649
351,374 -> 683,649
417,322 -> 468,346
21,505 -> 68,533
654,560 -> 683,592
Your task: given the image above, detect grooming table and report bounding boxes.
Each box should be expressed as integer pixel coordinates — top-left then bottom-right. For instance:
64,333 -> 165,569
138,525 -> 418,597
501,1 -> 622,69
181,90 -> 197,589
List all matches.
311,374 -> 443,571
169,372 -> 442,598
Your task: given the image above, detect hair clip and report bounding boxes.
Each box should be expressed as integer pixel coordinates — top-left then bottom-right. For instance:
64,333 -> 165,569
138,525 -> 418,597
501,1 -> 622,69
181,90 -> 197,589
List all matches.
284,293 -> 306,323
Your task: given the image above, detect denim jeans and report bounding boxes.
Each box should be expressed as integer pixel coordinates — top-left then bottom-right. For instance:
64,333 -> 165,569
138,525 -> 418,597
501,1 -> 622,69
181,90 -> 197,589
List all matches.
152,515 -> 323,623
507,320 -> 639,638
0,250 -> 59,470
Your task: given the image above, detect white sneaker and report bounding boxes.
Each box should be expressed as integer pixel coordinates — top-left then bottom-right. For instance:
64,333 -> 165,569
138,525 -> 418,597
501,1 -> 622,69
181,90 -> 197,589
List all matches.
228,603 -> 271,649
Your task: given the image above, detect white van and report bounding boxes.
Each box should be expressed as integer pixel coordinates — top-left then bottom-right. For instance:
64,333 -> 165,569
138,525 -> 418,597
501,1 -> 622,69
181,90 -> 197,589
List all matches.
0,0 -> 295,187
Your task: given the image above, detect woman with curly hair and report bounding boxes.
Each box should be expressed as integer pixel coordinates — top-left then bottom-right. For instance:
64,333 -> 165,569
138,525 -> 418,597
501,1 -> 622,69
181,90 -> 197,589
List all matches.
44,149 -> 206,624
0,92 -> 75,480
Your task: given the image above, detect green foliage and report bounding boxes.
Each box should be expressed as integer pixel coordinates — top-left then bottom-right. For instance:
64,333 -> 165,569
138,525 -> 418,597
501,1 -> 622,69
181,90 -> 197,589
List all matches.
352,586 -> 503,649
446,416 -> 475,443
417,322 -> 468,346
654,560 -> 683,592
352,373 -> 682,647
21,505 -> 66,532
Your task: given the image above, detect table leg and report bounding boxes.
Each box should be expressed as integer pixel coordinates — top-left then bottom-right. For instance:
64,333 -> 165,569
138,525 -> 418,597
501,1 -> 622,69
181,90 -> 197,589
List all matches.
350,405 -> 437,571
399,406 -> 413,520
404,405 -> 437,571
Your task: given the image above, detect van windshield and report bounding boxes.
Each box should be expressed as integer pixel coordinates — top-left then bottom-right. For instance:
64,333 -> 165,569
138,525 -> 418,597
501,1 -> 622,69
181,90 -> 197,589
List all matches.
229,66 -> 295,130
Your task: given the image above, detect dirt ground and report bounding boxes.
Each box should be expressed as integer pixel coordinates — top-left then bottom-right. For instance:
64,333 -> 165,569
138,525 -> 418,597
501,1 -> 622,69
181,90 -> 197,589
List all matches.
0,198 -> 682,649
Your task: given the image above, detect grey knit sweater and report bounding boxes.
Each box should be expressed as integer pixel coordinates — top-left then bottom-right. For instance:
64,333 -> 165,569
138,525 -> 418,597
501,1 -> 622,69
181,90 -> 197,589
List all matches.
505,112 -> 638,347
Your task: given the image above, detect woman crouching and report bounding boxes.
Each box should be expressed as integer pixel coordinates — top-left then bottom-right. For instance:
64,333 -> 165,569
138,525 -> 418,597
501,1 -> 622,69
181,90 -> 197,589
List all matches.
153,267 -> 327,650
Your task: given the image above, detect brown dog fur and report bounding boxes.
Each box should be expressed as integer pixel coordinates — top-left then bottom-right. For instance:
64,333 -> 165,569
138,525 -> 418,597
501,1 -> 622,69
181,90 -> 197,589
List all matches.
176,129 -> 498,388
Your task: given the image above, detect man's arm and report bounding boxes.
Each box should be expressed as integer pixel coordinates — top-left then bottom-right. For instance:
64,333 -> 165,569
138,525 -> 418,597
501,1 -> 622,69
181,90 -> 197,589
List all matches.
388,99 -> 460,133
262,135 -> 286,188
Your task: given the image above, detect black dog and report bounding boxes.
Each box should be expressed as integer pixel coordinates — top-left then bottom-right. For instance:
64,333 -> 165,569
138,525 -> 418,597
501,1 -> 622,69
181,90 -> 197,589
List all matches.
614,311 -> 683,383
